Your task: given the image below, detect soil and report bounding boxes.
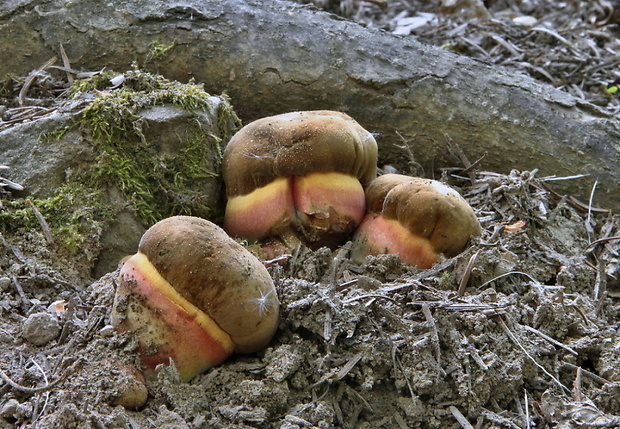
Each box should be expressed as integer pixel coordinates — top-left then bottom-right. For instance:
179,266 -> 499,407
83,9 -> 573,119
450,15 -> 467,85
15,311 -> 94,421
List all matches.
1,1 -> 620,429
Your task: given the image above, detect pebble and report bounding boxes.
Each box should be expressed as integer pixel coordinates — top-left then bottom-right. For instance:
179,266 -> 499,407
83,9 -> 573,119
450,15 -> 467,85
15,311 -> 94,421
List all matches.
21,312 -> 61,346
0,277 -> 11,292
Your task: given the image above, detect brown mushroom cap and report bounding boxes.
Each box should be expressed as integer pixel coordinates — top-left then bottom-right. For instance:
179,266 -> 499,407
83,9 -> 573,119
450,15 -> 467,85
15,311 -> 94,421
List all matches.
223,110 -> 378,198
137,216 -> 279,353
364,174 -> 481,257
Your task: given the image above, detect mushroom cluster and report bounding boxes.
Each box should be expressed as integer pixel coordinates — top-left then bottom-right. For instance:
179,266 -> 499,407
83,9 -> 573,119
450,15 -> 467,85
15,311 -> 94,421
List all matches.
222,110 -> 480,267
111,110 -> 482,386
222,110 -> 378,254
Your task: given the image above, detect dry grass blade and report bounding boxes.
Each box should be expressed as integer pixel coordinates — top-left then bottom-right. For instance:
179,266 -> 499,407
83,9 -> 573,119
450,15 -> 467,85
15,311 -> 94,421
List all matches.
519,324 -> 578,356
59,43 -> 73,84
457,249 -> 480,297
26,199 -> 55,245
422,304 -> 445,376
497,315 -> 570,394
449,405 -> 475,429
0,367 -> 65,394
334,353 -> 364,381
18,57 -> 57,106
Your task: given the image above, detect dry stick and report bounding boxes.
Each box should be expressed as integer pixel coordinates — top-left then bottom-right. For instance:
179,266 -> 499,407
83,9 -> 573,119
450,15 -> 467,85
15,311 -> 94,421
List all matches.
393,412 -> 409,429
477,271 -> 540,290
573,366 -> 583,402
26,199 -> 55,245
58,43 -> 73,84
561,362 -> 609,385
459,152 -> 486,175
344,293 -> 400,305
11,275 -> 30,314
497,316 -> 570,394
524,389 -> 531,429
585,236 -> 620,250
594,259 -> 608,315
18,57 -> 57,106
323,306 -> 333,342
449,405 -> 475,429
0,232 -> 25,263
29,358 -> 51,424
586,178 -> 599,238
422,304 -> 446,377
334,353 -> 364,382
519,324 -> 578,356
0,367 -> 64,394
457,249 -> 480,297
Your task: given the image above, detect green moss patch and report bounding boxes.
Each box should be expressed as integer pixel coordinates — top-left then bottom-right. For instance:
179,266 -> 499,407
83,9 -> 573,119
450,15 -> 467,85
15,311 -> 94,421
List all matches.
74,69 -> 240,224
1,69 -> 241,257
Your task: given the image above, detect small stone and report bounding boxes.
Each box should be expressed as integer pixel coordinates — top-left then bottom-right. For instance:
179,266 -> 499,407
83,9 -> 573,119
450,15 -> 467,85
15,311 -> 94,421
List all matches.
0,277 -> 11,292
21,312 -> 61,346
99,324 -> 116,337
0,399 -> 19,418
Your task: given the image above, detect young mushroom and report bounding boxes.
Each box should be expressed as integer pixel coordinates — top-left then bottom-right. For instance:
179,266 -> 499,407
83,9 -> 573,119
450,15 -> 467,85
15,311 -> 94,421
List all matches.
223,110 -> 378,254
351,174 -> 481,268
111,216 -> 279,382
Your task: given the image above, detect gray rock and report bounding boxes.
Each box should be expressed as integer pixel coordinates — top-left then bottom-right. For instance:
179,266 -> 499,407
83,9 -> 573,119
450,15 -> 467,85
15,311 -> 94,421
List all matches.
0,72 -> 240,276
21,312 -> 61,346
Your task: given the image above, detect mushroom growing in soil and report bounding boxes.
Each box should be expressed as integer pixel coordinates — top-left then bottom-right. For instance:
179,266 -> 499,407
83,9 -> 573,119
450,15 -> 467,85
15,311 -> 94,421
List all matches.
351,174 -> 481,268
111,216 -> 279,382
223,110 -> 378,254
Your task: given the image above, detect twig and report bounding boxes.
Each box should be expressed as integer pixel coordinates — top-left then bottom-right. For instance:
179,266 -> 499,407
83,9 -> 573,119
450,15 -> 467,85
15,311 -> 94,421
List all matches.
26,199 -> 55,245
323,306 -> 332,341
29,358 -> 51,424
0,232 -> 26,263
59,43 -> 73,84
519,324 -> 578,356
18,57 -> 57,106
0,367 -> 65,394
457,250 -> 480,297
449,405 -> 475,429
477,271 -> 540,289
459,152 -> 486,175
497,316 -> 570,394
524,389 -> 531,429
593,259 -> 607,313
572,365 -> 582,402
393,412 -> 409,429
585,236 -> 620,251
11,275 -> 30,314
422,304 -> 445,377
262,254 -> 291,267
442,134 -> 476,184
561,362 -> 609,385
343,293 -> 400,305
334,353 -> 364,381
586,178 -> 598,242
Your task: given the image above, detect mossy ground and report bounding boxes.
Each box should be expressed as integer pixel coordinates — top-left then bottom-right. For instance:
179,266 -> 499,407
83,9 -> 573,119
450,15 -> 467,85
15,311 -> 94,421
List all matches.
0,69 -> 241,260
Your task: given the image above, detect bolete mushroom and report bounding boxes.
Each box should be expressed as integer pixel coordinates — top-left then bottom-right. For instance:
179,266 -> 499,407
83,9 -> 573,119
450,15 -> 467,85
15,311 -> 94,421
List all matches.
111,216 -> 279,382
351,174 -> 481,268
223,110 -> 378,253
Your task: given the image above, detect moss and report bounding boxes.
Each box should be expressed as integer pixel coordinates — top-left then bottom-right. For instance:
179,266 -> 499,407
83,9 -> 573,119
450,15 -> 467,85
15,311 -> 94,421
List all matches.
145,40 -> 176,63
69,69 -> 240,225
1,69 -> 241,256
0,182 -> 114,256
438,270 -> 453,290
66,71 -> 119,98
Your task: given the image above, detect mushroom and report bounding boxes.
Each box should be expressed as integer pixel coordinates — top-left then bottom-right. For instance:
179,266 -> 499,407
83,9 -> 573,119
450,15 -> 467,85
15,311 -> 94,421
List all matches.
351,174 -> 481,268
223,110 -> 378,253
111,216 -> 279,382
